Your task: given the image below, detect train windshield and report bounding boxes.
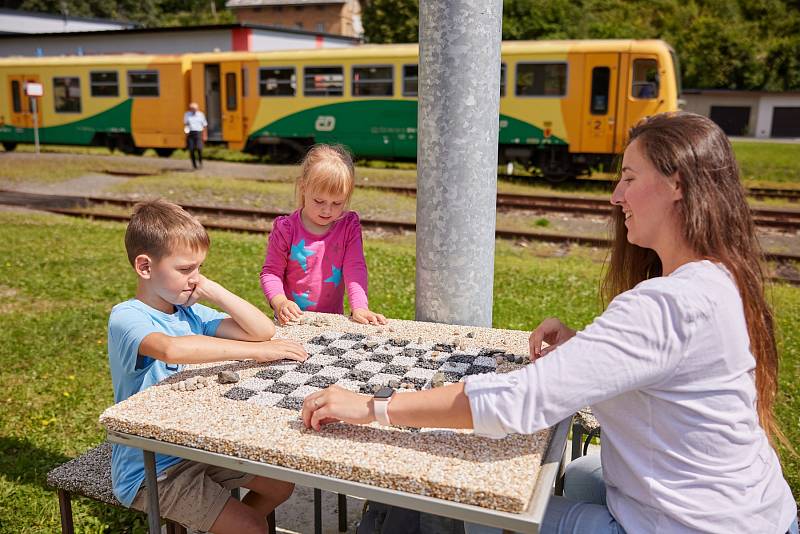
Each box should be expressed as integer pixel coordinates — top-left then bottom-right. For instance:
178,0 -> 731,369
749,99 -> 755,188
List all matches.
668,46 -> 682,97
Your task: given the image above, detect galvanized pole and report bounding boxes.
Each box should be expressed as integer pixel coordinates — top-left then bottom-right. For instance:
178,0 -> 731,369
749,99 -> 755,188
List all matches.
416,0 -> 503,327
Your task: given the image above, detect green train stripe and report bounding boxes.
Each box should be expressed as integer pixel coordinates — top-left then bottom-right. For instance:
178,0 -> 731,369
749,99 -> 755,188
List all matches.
250,100 -> 565,157
0,99 -> 132,145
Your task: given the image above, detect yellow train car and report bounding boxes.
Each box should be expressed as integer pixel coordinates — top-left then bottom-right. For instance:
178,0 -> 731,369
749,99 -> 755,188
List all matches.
0,54 -> 189,155
1,40 -> 679,179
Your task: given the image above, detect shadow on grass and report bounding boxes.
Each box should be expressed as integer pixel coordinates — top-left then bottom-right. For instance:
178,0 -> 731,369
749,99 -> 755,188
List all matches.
0,436 -> 147,533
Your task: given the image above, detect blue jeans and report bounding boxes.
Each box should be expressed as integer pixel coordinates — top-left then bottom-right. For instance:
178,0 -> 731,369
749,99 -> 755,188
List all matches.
465,454 -> 624,534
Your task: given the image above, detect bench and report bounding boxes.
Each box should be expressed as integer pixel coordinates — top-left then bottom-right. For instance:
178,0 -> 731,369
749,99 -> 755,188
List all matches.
46,442 -> 276,534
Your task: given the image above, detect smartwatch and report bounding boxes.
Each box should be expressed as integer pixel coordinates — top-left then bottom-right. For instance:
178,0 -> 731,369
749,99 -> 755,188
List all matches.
372,386 -> 396,426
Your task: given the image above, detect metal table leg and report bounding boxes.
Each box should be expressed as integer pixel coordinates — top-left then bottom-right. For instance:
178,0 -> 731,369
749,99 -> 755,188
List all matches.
338,493 -> 347,532
314,488 -> 322,534
142,449 -> 161,534
57,489 -> 75,534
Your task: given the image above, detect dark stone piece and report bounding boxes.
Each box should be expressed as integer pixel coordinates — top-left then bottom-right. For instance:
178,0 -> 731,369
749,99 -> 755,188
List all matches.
505,353 -> 516,362
223,387 -> 257,401
341,333 -> 367,341
255,368 -> 287,380
479,348 -> 506,357
331,358 -> 358,369
264,382 -> 297,395
445,353 -> 476,364
400,348 -> 426,358
387,338 -> 411,347
514,355 -> 526,364
348,370 -> 374,382
466,332 -> 475,338
432,343 -> 455,353
308,335 -> 332,346
321,347 -> 347,357
416,358 -> 443,370
307,375 -> 338,388
381,364 -> 408,376
217,370 -> 240,384
402,377 -> 427,389
276,396 -> 305,410
465,365 -> 496,376
294,362 -> 323,374
366,352 -> 394,363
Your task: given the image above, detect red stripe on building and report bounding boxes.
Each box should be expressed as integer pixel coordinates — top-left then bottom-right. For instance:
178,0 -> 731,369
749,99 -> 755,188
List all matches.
232,28 -> 252,51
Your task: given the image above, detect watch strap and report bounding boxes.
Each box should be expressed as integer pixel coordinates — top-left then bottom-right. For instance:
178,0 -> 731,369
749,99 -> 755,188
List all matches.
374,396 -> 393,426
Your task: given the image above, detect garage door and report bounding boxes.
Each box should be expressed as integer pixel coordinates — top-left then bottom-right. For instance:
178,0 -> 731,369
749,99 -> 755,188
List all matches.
709,106 -> 751,136
771,107 -> 800,138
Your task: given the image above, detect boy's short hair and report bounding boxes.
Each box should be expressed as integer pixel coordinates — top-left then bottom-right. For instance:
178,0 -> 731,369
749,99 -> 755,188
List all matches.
125,199 -> 210,266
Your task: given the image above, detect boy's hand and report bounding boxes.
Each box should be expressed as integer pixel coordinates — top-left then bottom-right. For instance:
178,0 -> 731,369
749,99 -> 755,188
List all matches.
351,308 -> 387,326
186,274 -> 222,307
257,339 -> 308,363
277,300 -> 303,325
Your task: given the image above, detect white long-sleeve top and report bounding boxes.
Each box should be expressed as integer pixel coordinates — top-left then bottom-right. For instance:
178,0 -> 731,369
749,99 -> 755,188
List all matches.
465,260 -> 796,533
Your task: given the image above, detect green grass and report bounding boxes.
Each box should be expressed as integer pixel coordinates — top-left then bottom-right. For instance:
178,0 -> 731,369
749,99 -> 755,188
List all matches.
732,140 -> 800,187
0,210 -> 796,532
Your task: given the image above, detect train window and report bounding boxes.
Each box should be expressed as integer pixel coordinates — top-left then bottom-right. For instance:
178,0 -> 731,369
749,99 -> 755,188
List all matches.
241,67 -> 248,98
402,64 -> 418,97
632,59 -> 659,99
259,67 -> 296,96
500,63 -> 506,97
515,63 -> 567,97
127,71 -> 159,97
53,77 -> 81,113
225,72 -> 237,110
590,66 -> 610,114
11,80 -> 21,112
304,66 -> 344,97
90,71 -> 119,97
352,65 -> 393,97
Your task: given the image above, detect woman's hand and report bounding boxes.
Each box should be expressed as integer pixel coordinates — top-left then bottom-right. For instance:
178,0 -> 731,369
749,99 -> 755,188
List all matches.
302,385 -> 374,431
529,317 -> 576,360
351,308 -> 387,325
277,300 -> 303,325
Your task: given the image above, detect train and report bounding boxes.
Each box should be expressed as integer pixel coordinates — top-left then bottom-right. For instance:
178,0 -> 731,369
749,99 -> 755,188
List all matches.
0,39 -> 680,180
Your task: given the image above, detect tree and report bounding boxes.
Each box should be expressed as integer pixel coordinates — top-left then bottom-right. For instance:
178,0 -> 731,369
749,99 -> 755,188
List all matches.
362,0 -> 419,43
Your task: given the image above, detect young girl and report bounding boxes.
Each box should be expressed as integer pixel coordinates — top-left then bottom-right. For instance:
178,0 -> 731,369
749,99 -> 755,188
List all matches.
300,114 -> 798,534
260,144 -> 387,326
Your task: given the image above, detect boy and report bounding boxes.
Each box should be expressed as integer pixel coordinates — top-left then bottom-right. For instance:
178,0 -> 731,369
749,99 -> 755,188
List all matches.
108,199 -> 307,533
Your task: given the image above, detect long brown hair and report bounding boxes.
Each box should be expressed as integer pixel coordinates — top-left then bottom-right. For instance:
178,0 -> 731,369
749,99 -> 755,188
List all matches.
601,112 -> 788,449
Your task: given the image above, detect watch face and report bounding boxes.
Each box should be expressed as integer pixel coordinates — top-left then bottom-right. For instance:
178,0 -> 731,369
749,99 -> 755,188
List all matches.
374,386 -> 395,399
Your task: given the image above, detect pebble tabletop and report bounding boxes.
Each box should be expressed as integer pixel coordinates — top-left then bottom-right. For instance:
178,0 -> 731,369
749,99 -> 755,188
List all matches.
100,312 -> 553,513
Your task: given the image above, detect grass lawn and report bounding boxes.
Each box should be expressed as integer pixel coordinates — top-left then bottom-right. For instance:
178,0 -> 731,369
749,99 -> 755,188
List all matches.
0,209 -> 798,533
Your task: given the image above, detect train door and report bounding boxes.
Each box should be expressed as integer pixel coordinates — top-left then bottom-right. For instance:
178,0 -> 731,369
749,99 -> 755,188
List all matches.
220,62 -> 243,144
8,74 -> 42,129
624,55 -> 662,134
204,64 -> 222,141
580,54 -> 619,154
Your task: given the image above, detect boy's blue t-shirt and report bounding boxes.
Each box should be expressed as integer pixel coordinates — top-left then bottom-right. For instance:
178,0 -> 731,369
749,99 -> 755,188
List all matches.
107,298 -> 226,507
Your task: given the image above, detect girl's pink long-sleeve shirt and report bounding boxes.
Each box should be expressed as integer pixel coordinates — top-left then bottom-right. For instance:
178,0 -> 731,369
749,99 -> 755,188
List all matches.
260,209 -> 369,314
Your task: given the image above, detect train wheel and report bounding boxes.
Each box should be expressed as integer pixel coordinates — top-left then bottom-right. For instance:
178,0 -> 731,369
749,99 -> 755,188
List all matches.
155,148 -> 175,158
543,172 -> 571,184
2,142 -> 17,152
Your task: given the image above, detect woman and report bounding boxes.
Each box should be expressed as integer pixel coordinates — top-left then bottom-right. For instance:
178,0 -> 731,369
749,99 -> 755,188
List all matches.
301,112 -> 798,533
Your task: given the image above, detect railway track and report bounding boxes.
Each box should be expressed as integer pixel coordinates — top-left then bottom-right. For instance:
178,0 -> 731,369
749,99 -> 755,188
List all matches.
360,184 -> 800,231
2,190 -> 798,287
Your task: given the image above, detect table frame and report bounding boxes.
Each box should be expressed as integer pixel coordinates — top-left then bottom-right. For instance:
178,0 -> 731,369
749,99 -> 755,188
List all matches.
107,416 -> 570,533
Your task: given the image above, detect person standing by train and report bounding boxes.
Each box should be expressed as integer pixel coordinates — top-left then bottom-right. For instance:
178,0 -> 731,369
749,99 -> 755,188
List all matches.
183,102 -> 208,170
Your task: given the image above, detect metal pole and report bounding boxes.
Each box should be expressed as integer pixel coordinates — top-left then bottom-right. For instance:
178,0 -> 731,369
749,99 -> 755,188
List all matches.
32,97 -> 40,155
416,0 -> 503,327
142,450 -> 162,534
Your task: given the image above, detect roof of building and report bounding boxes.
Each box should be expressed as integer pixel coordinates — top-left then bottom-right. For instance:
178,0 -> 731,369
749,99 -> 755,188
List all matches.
226,0 -> 345,6
0,21 -> 360,42
0,7 -> 137,27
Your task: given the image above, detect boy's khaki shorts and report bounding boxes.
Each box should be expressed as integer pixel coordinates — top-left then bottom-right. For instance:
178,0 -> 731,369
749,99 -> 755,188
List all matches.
130,460 -> 255,532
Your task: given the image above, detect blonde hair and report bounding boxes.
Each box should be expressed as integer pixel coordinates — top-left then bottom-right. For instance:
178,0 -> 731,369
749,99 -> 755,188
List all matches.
124,199 -> 210,266
295,144 -> 355,209
602,112 -> 789,451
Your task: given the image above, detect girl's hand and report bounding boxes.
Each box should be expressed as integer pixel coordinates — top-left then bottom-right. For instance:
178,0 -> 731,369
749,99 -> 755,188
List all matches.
351,308 -> 387,325
256,339 -> 308,363
529,317 -> 576,360
277,300 -> 303,325
302,386 -> 374,431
